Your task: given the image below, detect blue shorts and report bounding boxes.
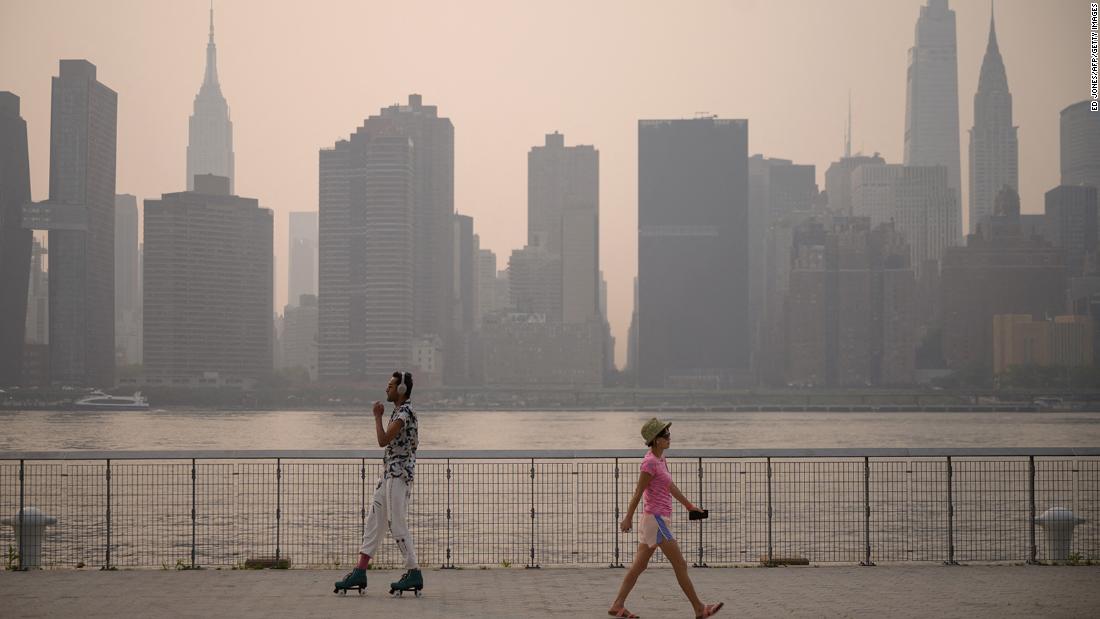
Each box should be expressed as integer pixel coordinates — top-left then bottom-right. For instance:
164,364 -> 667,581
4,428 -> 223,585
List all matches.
639,513 -> 675,547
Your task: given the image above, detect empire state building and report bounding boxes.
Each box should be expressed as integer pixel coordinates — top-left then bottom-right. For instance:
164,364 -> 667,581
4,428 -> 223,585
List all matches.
186,6 -> 234,192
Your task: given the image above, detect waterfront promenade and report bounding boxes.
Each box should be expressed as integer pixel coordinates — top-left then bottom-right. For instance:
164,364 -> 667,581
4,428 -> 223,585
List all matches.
2,565 -> 1098,618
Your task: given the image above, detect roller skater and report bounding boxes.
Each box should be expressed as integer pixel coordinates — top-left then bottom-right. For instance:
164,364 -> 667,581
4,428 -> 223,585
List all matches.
333,371 -> 422,596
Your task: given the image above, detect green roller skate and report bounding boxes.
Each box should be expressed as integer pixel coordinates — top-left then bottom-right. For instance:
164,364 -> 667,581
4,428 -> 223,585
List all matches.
389,568 -> 423,597
333,567 -> 367,596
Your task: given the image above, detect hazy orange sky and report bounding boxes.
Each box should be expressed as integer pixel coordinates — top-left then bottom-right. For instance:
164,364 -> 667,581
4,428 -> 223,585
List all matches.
0,0 -> 1088,367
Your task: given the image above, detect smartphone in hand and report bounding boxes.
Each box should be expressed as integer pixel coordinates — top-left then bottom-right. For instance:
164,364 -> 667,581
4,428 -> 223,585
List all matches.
689,509 -> 709,521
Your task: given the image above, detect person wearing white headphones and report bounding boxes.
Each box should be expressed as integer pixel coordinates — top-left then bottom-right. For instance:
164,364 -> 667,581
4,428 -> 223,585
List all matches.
335,370 -> 422,596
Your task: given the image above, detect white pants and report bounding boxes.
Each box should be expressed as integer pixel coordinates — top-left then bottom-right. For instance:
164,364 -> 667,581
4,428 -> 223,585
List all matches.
359,476 -> 418,569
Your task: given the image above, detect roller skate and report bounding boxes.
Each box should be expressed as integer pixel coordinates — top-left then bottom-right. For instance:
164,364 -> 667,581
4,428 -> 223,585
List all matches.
333,567 -> 367,596
389,568 -> 423,597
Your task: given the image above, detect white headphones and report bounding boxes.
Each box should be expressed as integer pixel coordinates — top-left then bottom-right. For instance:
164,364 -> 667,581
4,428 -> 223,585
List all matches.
396,371 -> 409,395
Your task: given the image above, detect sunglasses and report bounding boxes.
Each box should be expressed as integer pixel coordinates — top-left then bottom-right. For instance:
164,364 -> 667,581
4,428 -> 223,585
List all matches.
649,429 -> 670,445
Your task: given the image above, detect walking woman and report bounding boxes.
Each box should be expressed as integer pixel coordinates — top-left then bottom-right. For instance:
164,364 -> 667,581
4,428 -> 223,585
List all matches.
609,418 -> 723,619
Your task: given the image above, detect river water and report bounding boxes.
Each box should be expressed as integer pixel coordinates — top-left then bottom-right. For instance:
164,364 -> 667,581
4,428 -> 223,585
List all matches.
2,408 -> 1099,451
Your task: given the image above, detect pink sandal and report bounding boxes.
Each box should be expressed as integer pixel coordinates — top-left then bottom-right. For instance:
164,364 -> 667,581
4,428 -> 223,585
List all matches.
608,607 -> 639,618
696,602 -> 724,618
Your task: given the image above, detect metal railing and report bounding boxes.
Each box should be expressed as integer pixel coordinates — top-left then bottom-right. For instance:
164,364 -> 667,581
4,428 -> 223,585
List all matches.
1,449 -> 1097,570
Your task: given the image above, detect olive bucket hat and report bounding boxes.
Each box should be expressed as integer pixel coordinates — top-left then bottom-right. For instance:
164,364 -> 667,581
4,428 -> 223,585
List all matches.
640,417 -> 672,446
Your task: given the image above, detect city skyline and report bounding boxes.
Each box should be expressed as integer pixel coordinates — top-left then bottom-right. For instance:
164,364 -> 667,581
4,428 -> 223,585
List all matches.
0,0 -> 1087,367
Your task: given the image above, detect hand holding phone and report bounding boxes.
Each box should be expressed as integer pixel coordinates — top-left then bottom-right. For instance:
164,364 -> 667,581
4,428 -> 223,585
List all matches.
688,509 -> 709,521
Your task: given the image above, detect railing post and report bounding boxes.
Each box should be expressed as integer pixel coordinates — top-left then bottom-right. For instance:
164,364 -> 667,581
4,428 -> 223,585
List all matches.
360,458 -> 366,529
861,456 -> 875,566
190,458 -> 197,568
766,457 -> 773,564
944,456 -> 958,565
1027,455 -> 1037,564
275,458 -> 282,563
694,456 -> 707,567
526,458 -> 539,568
444,458 -> 454,568
611,458 -> 622,568
104,459 -> 112,570
17,459 -> 24,571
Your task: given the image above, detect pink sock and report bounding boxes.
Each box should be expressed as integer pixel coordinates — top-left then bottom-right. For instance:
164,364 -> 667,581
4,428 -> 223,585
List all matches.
356,553 -> 370,569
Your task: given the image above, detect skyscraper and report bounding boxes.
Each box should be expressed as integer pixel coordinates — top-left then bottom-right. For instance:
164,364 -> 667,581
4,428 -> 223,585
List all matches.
317,95 -> 455,383
0,92 -> 32,385
318,123 -> 417,382
361,136 -> 415,380
748,155 -> 819,380
851,164 -> 902,226
476,247 -> 500,326
892,165 -> 960,275
1060,100 -> 1100,189
366,95 -> 454,366
824,153 -> 886,215
904,0 -> 961,218
186,6 -> 234,192
28,60 -> 117,387
968,7 -> 1018,234
287,211 -> 318,307
525,131 -> 600,324
637,117 -> 749,388
850,163 -> 959,278
318,137 -> 360,382
447,213 -> 476,385
144,174 -> 272,382
1044,185 -> 1098,277
453,214 -> 476,334
114,194 -> 141,365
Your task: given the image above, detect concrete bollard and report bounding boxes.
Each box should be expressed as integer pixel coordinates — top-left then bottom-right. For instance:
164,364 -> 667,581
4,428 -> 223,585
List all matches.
1,507 -> 58,569
1035,507 -> 1086,561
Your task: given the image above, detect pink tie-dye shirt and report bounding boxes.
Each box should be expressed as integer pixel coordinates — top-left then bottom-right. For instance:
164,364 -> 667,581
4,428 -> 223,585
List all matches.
640,451 -> 673,517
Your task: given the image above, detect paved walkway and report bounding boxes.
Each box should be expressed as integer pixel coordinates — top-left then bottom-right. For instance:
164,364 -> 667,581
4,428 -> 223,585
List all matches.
2,565 -> 1098,618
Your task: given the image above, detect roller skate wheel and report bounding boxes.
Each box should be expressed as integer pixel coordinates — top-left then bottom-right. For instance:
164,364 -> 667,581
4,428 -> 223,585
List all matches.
358,587 -> 366,596
338,589 -> 347,596
414,590 -> 423,598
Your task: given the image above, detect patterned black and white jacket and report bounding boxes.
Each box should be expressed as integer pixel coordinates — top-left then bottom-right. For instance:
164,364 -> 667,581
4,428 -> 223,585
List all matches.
383,401 -> 418,482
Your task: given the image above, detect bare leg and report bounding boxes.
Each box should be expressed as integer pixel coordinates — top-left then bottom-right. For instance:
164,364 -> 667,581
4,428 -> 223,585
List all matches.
659,539 -> 704,615
610,543 -> 656,613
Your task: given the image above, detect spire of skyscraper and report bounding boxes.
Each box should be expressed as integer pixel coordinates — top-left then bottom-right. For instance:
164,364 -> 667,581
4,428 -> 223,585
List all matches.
977,2 -> 1007,95
203,2 -> 219,90
187,1 -> 234,192
845,90 -> 852,159
968,0 -> 1018,234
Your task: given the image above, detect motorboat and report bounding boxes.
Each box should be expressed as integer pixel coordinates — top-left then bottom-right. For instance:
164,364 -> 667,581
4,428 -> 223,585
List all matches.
72,390 -> 150,411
